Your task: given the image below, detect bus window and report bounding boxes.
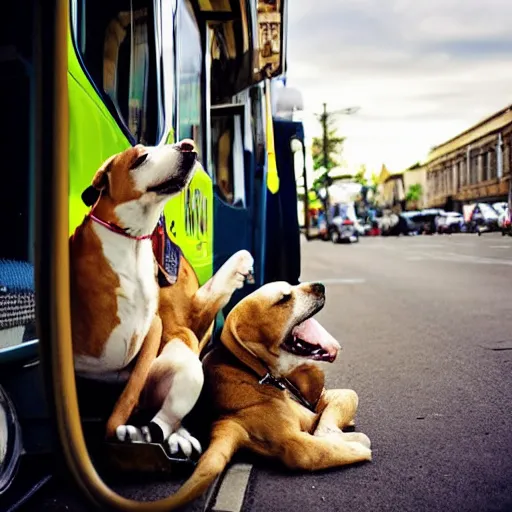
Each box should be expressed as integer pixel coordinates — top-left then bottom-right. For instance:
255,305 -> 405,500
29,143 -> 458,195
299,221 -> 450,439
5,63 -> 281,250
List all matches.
211,108 -> 246,207
178,0 -> 203,160
251,86 -> 266,168
72,0 -> 160,145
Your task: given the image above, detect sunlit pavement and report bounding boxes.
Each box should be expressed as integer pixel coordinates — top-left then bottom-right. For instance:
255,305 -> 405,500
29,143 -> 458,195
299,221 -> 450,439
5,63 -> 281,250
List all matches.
26,233 -> 512,511
246,233 -> 512,512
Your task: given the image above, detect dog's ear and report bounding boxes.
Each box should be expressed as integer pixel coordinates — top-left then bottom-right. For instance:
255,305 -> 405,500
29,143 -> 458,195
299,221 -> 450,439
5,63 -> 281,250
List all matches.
220,314 -> 270,378
81,154 -> 116,207
81,186 -> 101,207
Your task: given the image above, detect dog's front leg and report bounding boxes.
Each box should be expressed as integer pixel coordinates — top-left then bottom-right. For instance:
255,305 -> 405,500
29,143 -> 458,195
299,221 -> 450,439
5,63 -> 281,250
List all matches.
191,250 -> 254,335
115,337 -> 204,458
105,315 -> 162,439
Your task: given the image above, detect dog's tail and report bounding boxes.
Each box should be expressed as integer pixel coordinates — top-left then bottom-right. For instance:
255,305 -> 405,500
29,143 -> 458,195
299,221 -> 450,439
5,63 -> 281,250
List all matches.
163,419 -> 246,510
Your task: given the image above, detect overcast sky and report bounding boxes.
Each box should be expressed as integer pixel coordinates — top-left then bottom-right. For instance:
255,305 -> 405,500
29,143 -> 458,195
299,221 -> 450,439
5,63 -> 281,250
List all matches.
285,0 -> 512,175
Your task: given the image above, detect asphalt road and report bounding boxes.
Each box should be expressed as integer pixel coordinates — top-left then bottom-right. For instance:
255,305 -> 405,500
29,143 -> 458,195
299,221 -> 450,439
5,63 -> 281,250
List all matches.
245,233 -> 512,512
21,233 -> 512,511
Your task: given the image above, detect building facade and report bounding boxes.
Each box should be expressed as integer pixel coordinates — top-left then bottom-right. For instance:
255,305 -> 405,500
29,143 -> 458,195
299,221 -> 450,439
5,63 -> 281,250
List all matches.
425,105 -> 512,211
403,163 -> 427,210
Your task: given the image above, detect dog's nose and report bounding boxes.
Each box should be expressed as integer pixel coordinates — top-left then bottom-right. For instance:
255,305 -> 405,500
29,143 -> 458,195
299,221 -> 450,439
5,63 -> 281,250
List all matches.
178,139 -> 196,152
310,283 -> 325,296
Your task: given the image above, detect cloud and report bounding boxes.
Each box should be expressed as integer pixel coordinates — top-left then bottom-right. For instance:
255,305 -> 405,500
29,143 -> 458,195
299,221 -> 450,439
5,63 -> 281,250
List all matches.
285,0 -> 512,172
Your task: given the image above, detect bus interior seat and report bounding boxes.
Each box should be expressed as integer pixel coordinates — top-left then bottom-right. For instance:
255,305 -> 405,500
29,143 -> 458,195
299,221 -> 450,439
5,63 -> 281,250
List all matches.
0,2 -> 37,353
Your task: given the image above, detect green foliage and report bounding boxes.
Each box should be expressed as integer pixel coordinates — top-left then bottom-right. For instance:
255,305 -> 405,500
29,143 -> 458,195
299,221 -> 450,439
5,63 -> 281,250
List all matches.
311,109 -> 345,172
311,129 -> 345,171
310,110 -> 345,194
311,173 -> 329,194
405,183 -> 423,202
354,164 -> 368,186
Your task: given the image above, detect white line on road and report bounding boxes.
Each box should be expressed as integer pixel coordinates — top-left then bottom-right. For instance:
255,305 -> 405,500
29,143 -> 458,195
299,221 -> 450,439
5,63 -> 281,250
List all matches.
489,245 -> 511,249
210,463 -> 253,512
409,251 -> 512,266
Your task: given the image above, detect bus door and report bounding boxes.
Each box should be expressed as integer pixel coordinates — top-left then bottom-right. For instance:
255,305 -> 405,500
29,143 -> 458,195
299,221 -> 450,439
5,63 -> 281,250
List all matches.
264,119 -> 305,285
210,101 -> 258,312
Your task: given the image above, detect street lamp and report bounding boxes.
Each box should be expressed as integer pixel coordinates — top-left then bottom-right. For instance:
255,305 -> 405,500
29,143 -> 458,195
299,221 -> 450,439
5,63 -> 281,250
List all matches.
329,106 -> 360,117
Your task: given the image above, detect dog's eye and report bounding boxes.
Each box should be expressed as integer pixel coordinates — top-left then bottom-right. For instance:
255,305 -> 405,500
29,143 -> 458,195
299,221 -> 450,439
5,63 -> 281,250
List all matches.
276,293 -> 292,306
130,153 -> 149,169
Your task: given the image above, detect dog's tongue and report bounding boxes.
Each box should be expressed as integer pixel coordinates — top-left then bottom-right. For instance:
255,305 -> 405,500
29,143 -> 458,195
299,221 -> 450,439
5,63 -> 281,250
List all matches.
292,318 -> 341,359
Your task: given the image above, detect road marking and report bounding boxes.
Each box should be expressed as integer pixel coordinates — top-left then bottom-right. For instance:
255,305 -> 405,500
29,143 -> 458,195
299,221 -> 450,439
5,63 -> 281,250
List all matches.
489,245 -> 510,249
418,251 -> 512,266
400,249 -> 512,266
210,463 -> 252,512
312,278 -> 366,285
448,241 -> 479,247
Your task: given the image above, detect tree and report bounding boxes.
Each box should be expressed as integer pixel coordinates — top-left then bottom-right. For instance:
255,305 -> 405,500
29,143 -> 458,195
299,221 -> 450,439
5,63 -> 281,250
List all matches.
311,129 -> 345,171
405,183 -> 423,203
310,108 -> 345,194
354,164 -> 368,186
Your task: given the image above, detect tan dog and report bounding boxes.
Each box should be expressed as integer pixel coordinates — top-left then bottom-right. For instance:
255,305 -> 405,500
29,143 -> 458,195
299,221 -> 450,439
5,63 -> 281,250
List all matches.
70,141 -> 254,457
159,281 -> 372,510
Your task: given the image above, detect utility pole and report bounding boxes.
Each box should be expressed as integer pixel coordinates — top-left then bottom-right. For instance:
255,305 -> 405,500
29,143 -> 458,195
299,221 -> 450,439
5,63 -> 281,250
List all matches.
315,103 -> 360,220
319,103 -> 359,182
322,102 -> 329,173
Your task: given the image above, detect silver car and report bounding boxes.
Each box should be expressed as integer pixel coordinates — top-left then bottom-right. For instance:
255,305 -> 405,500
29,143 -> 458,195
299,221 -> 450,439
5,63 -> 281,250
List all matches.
328,203 -> 360,244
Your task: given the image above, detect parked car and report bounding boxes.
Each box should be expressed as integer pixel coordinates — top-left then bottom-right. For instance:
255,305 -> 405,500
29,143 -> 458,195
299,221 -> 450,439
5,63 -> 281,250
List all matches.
379,211 -> 418,236
415,209 -> 445,235
493,201 -> 508,217
401,211 -> 422,234
328,203 -> 360,244
436,211 -> 464,234
463,203 -> 500,234
497,205 -> 511,236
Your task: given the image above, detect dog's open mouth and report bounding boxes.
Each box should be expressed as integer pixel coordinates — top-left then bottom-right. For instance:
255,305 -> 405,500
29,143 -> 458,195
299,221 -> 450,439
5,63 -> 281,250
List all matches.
282,317 -> 340,363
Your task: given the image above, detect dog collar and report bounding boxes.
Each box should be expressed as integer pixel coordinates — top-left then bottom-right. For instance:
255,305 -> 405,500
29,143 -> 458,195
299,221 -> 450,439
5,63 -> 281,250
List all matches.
258,372 -> 316,413
220,333 -> 318,413
153,215 -> 181,286
88,213 -> 153,241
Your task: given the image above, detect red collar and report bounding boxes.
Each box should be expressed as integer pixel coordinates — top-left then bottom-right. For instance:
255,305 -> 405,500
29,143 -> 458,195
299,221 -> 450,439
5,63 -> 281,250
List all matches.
88,213 -> 153,241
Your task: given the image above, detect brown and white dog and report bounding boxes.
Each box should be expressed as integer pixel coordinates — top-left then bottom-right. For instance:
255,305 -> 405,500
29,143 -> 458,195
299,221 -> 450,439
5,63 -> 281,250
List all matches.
70,141 -> 253,457
157,280 -> 372,510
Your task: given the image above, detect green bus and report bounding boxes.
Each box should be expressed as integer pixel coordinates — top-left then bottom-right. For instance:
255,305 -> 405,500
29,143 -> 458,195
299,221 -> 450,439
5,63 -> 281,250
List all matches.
0,0 -> 307,508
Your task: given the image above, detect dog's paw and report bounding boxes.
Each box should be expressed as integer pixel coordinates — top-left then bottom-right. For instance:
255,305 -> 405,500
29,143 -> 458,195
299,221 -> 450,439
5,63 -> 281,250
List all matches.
347,441 -> 372,462
218,250 -> 254,291
166,427 -> 202,458
314,428 -> 371,452
342,432 -> 371,449
115,424 -> 151,443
